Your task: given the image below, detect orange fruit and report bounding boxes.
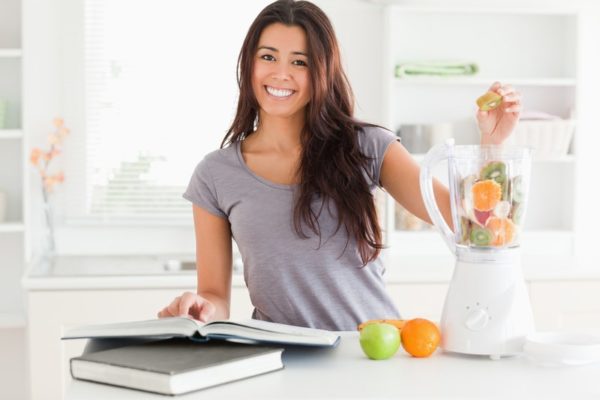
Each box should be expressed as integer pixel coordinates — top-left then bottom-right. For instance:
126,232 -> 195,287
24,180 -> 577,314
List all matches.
358,319 -> 406,332
471,179 -> 502,211
485,217 -> 516,246
400,318 -> 441,358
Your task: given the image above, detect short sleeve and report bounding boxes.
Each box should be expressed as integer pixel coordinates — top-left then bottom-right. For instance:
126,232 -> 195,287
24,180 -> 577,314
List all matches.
358,126 -> 400,188
182,157 -> 228,219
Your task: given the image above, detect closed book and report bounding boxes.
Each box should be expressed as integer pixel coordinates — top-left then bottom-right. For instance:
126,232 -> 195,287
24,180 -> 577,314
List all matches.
63,317 -> 340,347
70,338 -> 284,395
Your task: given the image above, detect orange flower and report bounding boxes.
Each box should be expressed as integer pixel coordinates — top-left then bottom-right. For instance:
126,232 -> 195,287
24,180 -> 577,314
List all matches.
30,148 -> 43,165
48,134 -> 60,145
59,127 -> 70,137
32,118 -> 70,194
53,117 -> 64,128
43,172 -> 65,192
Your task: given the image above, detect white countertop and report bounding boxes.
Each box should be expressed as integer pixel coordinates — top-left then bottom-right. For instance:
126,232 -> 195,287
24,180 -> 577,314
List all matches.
65,332 -> 600,399
22,253 -> 600,291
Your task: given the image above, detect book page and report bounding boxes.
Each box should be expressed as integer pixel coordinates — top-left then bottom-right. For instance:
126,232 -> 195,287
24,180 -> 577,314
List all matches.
63,317 -> 199,339
200,319 -> 339,342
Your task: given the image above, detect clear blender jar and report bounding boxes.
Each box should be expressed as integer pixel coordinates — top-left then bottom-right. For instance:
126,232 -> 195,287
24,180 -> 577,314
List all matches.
421,141 -> 532,254
452,145 -> 532,250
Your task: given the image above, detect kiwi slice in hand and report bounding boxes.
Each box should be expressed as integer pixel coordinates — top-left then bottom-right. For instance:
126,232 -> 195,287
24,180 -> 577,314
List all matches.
476,91 -> 503,111
470,227 -> 493,246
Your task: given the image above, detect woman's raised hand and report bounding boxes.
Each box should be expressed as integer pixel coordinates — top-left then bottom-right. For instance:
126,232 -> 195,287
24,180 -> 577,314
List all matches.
157,291 -> 216,322
477,81 -> 522,145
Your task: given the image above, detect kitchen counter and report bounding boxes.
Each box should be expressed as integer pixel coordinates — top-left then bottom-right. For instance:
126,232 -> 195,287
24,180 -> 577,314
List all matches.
22,253 -> 600,291
65,332 -> 600,399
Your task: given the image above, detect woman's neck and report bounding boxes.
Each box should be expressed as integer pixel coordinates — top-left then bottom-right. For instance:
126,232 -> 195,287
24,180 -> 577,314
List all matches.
252,112 -> 304,153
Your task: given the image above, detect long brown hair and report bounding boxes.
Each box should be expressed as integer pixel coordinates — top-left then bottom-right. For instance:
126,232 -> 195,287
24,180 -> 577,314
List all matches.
222,0 -> 384,266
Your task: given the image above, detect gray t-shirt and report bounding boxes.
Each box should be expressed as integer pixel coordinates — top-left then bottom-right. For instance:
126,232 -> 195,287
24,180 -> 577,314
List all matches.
183,126 -> 401,331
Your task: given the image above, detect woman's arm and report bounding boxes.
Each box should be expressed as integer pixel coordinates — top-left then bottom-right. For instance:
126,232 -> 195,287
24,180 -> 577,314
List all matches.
158,204 -> 232,321
193,204 -> 233,320
379,141 -> 454,230
380,82 -> 522,231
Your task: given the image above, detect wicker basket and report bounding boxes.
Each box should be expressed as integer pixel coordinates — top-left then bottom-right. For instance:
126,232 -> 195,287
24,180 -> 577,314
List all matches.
506,119 -> 576,160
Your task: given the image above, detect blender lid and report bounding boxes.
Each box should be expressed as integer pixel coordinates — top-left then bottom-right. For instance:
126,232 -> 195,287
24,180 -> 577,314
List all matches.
523,331 -> 600,367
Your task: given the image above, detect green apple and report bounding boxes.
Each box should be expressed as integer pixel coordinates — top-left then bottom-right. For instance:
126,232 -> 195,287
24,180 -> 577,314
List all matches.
359,322 -> 401,360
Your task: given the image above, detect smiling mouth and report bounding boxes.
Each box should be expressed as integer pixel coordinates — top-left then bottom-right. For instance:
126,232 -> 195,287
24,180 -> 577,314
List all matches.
265,85 -> 296,99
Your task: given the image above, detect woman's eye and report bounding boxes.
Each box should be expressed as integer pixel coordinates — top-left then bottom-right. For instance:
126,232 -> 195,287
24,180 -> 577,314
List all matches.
293,60 -> 307,67
260,54 -> 275,61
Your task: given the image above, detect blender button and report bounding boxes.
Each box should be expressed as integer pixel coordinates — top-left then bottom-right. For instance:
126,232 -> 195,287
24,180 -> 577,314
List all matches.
464,309 -> 490,331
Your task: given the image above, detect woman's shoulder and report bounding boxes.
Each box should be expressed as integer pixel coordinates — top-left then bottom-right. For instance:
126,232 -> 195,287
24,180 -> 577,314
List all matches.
200,143 -> 238,165
193,143 -> 240,177
356,124 -> 399,156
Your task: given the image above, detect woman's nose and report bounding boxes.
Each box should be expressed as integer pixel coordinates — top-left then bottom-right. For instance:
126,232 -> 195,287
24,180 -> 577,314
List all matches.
271,62 -> 292,80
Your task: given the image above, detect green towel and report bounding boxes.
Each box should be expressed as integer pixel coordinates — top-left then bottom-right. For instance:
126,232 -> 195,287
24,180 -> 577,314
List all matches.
395,61 -> 479,78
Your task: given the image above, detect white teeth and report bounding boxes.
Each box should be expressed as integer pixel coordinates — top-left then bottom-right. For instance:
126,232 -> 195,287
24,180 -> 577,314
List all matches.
266,86 -> 294,98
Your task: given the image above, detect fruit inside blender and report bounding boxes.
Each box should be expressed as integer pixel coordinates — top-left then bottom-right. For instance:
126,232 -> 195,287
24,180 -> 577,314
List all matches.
457,160 -> 525,248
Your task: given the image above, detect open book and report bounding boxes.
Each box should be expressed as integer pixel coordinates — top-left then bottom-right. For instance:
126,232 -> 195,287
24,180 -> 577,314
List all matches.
62,317 -> 341,347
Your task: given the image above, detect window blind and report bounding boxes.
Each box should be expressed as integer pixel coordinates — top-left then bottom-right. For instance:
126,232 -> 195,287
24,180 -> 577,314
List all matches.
65,0 -> 265,224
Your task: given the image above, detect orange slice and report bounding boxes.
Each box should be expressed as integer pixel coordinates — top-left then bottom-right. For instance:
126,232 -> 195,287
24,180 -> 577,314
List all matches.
485,217 -> 516,246
471,179 -> 502,211
357,319 -> 406,332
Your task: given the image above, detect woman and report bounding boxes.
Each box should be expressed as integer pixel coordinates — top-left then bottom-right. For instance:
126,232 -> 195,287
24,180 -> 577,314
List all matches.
158,0 -> 521,331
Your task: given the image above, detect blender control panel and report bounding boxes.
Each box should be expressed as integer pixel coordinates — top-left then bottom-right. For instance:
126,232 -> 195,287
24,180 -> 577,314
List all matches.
464,308 -> 491,331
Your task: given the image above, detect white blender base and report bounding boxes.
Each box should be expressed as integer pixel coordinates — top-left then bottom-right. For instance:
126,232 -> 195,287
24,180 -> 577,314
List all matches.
440,250 -> 535,359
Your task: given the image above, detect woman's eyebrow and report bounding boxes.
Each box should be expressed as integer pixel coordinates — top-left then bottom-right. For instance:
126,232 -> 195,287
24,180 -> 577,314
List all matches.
257,46 -> 307,56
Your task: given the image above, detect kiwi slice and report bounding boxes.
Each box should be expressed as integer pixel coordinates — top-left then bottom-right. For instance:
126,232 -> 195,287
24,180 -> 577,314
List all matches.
480,161 -> 507,185
470,227 -> 493,246
476,91 -> 503,111
511,202 -> 524,225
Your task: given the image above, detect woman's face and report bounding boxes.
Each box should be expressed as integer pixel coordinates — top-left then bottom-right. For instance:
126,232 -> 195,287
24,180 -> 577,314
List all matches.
252,23 -> 311,121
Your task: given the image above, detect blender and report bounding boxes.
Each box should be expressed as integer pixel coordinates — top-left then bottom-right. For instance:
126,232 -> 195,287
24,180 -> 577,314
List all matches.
420,139 -> 535,359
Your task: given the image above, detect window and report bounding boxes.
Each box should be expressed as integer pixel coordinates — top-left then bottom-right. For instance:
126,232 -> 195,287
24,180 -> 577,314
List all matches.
64,0 -> 269,224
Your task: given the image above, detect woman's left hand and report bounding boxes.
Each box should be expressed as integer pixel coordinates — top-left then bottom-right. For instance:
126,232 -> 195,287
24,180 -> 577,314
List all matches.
477,81 -> 522,145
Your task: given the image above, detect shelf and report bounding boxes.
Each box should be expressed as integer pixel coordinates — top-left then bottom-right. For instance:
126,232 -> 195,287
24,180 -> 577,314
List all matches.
0,129 -> 23,139
410,153 -> 575,163
0,49 -> 22,58
0,312 -> 25,328
394,77 -> 577,87
0,223 -> 25,233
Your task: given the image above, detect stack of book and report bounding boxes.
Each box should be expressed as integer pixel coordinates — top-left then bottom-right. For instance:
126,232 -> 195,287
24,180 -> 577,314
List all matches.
63,317 -> 340,395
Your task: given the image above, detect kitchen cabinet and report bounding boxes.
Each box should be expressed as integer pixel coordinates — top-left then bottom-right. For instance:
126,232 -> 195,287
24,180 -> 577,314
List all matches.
0,0 -> 26,328
373,1 -> 586,267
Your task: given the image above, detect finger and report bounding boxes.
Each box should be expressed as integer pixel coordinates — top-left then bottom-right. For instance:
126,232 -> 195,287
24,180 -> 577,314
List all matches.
476,109 -> 488,120
167,296 -> 182,317
198,302 -> 216,322
498,85 -> 515,96
157,307 -> 174,318
178,292 -> 197,316
502,93 -> 520,104
489,81 -> 501,92
505,105 -> 522,114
